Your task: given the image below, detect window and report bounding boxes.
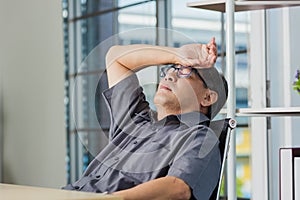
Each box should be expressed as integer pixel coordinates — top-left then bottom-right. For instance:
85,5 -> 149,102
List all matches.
63,0 -> 157,184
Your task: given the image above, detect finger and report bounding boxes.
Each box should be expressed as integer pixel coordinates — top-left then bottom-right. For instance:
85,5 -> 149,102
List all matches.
208,42 -> 217,55
210,37 -> 216,45
208,54 -> 217,64
208,46 -> 215,57
209,43 -> 217,55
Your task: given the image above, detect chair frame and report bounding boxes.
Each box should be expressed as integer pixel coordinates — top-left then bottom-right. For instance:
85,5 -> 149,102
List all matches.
209,118 -> 237,200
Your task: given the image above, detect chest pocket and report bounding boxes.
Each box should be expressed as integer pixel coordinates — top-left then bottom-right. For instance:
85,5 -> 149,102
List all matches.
119,140 -> 172,175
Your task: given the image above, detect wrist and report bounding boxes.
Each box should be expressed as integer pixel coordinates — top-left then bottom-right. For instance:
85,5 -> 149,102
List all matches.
172,47 -> 181,65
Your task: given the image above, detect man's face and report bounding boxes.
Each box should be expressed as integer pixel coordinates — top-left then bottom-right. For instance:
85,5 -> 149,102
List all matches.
153,65 -> 209,114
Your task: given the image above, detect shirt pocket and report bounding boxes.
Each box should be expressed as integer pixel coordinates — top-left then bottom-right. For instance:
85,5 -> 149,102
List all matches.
122,140 -> 172,174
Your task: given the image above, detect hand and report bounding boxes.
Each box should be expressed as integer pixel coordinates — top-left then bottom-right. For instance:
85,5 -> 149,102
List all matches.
176,37 -> 217,68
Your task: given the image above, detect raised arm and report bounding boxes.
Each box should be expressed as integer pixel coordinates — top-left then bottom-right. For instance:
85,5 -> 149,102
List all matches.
105,44 -> 177,88
105,38 -> 217,88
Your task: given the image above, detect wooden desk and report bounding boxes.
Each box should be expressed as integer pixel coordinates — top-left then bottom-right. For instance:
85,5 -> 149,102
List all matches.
0,183 -> 123,200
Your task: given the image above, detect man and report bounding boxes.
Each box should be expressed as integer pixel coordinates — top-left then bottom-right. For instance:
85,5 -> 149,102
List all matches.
63,38 -> 228,200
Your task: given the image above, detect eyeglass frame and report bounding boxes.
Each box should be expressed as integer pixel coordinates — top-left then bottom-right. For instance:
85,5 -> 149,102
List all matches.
160,64 -> 208,88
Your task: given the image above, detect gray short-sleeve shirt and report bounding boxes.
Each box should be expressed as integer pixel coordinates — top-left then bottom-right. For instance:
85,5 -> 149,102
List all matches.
63,74 -> 221,200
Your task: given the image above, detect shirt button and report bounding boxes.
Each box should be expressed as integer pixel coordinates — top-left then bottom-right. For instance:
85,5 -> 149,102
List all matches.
96,175 -> 101,179
133,141 -> 138,144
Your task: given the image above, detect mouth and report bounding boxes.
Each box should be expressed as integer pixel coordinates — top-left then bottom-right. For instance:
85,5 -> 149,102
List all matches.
159,84 -> 172,91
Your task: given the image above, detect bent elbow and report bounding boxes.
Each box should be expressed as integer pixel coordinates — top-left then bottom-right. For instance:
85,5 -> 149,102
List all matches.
168,176 -> 191,200
105,45 -> 120,68
178,184 -> 191,200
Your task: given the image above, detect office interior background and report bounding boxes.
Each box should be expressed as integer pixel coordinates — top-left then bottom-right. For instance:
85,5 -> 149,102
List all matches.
0,0 -> 299,199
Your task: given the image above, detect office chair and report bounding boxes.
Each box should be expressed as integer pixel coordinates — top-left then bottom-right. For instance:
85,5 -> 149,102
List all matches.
209,118 -> 237,200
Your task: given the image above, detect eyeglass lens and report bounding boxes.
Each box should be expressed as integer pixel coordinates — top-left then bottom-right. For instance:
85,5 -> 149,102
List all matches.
160,65 -> 192,78
160,65 -> 208,88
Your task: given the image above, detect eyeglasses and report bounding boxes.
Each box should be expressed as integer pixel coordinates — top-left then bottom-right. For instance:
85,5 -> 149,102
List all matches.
160,65 -> 208,88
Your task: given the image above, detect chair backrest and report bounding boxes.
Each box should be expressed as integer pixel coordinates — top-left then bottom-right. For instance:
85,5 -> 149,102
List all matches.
209,118 -> 237,200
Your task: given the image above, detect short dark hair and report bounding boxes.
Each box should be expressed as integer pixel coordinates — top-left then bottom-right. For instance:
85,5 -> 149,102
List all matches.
197,67 -> 228,119
206,75 -> 227,119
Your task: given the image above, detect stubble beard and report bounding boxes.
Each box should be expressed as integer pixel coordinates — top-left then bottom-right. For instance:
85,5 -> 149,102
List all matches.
154,91 -> 182,115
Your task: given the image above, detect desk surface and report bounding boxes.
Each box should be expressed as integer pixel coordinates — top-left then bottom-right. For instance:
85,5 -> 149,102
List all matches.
0,183 -> 123,200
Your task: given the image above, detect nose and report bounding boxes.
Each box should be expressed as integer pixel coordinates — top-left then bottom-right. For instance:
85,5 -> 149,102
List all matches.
164,71 -> 177,82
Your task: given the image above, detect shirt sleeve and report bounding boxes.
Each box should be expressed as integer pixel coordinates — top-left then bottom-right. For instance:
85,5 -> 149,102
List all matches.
167,127 -> 221,200
102,74 -> 150,140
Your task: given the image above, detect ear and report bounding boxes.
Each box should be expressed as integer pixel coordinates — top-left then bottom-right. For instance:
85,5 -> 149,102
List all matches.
200,90 -> 218,107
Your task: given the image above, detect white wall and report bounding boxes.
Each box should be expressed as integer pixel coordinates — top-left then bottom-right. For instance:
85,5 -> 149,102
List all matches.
0,0 -> 66,188
0,24 -> 3,181
268,7 -> 300,200
288,8 -> 300,145
250,6 -> 300,200
249,10 -> 269,200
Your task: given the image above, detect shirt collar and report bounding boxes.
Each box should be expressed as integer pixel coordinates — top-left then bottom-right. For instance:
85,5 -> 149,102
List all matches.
177,111 -> 210,127
150,110 -> 210,128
